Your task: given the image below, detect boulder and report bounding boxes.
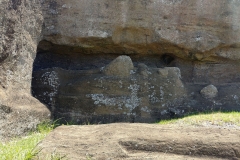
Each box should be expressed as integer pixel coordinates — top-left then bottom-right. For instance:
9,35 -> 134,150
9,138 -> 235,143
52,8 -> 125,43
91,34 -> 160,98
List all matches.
200,85 -> 218,99
103,56 -> 134,78
0,94 -> 50,141
37,124 -> 240,160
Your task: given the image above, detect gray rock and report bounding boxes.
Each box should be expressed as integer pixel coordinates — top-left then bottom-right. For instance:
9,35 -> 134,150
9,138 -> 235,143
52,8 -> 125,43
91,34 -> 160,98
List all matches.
103,56 -> 134,78
0,0 -> 50,140
137,63 -> 149,77
200,85 -> 218,99
32,65 -> 186,123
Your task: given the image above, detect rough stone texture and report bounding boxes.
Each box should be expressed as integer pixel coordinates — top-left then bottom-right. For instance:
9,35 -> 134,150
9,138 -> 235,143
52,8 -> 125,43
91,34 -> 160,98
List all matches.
41,0 -> 240,61
103,56 -> 134,78
0,0 -> 42,92
2,0 -> 240,137
35,0 -> 240,123
0,102 -> 50,141
32,49 -> 240,123
32,56 -> 186,123
0,0 -> 50,140
200,85 -> 218,99
37,124 -> 240,160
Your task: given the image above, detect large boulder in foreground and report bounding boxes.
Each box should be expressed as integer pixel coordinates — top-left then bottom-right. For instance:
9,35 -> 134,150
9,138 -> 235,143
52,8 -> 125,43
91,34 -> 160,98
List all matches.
37,124 -> 240,160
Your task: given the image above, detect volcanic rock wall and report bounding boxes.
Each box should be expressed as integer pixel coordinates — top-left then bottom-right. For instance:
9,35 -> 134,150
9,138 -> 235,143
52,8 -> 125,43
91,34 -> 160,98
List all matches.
41,0 -> 240,60
1,0 -> 240,129
0,0 -> 50,140
33,56 -> 187,123
34,0 -> 240,123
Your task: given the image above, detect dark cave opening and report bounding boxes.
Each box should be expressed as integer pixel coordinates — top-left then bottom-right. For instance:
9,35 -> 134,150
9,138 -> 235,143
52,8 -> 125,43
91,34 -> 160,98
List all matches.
31,40 -> 240,124
161,54 -> 175,66
31,40 -> 178,122
32,40 -> 175,72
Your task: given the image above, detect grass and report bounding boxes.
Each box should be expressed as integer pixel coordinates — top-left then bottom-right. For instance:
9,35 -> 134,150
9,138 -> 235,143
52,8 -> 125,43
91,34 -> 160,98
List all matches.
0,121 -> 63,160
159,111 -> 240,127
1,112 -> 239,160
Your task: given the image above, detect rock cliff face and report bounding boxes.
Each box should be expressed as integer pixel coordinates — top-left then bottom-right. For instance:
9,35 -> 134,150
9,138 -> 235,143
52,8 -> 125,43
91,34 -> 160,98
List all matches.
1,0 -> 240,129
33,56 -> 186,123
41,0 -> 240,61
0,0 -> 50,140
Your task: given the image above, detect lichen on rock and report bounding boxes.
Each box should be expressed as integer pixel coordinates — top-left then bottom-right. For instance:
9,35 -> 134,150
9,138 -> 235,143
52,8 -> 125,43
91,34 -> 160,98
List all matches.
1,0 -> 240,135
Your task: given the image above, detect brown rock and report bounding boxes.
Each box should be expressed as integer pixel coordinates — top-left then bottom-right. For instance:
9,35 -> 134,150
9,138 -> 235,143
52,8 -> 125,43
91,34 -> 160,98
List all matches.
0,94 -> 50,141
37,124 -> 240,160
2,0 -> 240,139
41,0 -> 240,61
103,56 -> 134,78
0,0 -> 50,140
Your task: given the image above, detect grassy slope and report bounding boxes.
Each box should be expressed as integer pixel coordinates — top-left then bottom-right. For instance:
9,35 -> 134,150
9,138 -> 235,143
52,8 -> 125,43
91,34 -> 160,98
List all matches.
0,122 -> 55,160
0,112 -> 239,160
159,111 -> 240,127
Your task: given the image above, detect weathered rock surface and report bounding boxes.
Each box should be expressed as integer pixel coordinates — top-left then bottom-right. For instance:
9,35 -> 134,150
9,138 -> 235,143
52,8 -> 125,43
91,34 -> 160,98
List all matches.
36,0 -> 240,123
2,0 -> 240,138
37,124 -> 240,160
0,0 -> 50,140
103,55 -> 134,78
200,85 -> 218,99
32,51 -> 240,123
0,0 -> 42,92
0,101 -> 50,141
41,0 -> 240,62
32,56 -> 186,123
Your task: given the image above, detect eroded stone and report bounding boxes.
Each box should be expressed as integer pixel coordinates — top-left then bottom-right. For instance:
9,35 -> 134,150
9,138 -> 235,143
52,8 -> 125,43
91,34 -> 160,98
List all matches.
200,85 -> 218,99
2,0 -> 240,139
37,124 -> 240,160
103,56 -> 134,78
32,64 -> 186,123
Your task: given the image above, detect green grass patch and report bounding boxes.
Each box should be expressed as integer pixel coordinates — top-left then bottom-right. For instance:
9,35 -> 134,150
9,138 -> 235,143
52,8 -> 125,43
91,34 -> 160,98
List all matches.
159,111 -> 240,127
1,112 -> 239,159
0,121 -> 58,160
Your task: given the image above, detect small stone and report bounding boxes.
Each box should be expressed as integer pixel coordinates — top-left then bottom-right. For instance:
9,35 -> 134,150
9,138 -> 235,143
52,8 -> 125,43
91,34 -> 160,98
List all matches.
200,85 -> 218,99
137,63 -> 149,77
158,68 -> 168,78
103,56 -> 134,78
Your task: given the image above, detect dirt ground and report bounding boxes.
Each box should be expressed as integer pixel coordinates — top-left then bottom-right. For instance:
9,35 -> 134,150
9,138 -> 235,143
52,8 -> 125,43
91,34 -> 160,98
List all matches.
37,123 -> 240,160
